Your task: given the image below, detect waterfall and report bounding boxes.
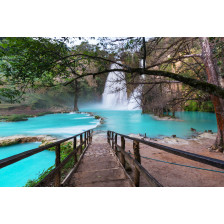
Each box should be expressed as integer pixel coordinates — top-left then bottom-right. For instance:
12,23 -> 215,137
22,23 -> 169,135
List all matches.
102,63 -> 128,110
102,61 -> 144,110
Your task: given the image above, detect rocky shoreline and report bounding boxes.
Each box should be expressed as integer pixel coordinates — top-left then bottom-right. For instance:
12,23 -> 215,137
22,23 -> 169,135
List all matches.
128,132 -> 217,145
0,135 -> 58,147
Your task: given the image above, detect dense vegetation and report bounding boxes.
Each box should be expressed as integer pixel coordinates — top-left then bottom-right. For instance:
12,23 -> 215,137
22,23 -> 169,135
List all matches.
184,100 -> 214,112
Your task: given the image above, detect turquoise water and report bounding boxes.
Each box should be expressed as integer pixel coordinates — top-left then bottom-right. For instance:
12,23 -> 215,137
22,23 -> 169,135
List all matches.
0,109 -> 217,187
0,110 -> 217,139
0,112 -> 100,138
0,142 -> 55,187
80,108 -> 217,138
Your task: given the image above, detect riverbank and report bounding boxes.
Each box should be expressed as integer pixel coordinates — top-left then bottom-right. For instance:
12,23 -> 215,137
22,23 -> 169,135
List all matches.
0,106 -> 72,122
0,108 -> 105,125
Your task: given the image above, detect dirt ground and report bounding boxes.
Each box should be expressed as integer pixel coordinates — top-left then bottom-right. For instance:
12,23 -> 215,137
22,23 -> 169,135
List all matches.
94,132 -> 224,187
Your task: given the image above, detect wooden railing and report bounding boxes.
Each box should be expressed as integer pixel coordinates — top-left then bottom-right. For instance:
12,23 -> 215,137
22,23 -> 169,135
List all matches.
107,130 -> 224,187
0,129 -> 94,187
107,131 -> 163,187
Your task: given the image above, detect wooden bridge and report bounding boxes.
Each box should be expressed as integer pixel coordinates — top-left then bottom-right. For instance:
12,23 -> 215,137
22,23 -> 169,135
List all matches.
1,129 -> 224,187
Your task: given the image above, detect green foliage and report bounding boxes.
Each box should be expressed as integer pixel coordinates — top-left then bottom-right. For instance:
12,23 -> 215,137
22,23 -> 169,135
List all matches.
0,88 -> 22,103
24,165 -> 55,187
185,100 -> 198,111
0,37 -> 71,101
184,100 -> 214,112
200,101 -> 215,112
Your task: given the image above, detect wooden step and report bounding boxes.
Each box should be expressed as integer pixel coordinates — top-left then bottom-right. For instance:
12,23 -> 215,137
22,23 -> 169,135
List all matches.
67,141 -> 133,187
70,168 -> 128,186
77,157 -> 119,173
75,179 -> 132,187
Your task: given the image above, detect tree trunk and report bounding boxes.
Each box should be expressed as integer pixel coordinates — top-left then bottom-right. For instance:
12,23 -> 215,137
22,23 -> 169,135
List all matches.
73,80 -> 79,111
200,37 -> 224,151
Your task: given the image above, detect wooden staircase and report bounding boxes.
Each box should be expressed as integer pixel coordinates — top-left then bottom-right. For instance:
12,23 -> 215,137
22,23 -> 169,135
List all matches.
67,142 -> 133,187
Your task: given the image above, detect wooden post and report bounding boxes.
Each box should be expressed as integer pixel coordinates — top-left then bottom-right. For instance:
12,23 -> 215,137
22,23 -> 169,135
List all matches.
89,130 -> 91,143
90,130 -> 92,143
80,134 -> 83,153
74,136 -> 77,164
121,136 -> 125,168
54,144 -> 61,187
107,131 -> 110,144
84,132 -> 87,148
115,134 -> 118,155
133,140 -> 141,187
112,132 -> 114,150
87,131 -> 89,144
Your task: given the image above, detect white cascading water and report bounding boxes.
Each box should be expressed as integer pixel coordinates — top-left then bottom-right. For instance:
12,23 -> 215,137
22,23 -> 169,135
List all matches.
102,60 -> 144,110
102,63 -> 128,110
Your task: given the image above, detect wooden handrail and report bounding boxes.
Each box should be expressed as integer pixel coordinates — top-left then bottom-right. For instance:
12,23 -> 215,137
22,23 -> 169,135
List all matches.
107,130 -> 224,187
119,145 -> 162,187
0,129 -> 94,187
107,130 -> 163,187
108,131 -> 224,170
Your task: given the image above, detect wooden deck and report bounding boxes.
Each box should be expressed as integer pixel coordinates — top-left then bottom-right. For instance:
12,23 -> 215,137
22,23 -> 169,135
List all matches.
67,142 -> 133,187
